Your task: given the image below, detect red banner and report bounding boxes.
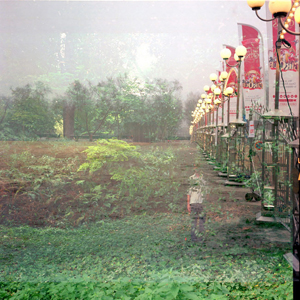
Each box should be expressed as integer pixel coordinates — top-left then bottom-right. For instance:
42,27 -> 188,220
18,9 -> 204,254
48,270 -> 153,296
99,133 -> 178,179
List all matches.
266,9 -> 299,116
223,45 -> 238,123
270,18 -> 297,72
241,24 -> 263,90
225,45 -> 237,93
238,23 -> 265,119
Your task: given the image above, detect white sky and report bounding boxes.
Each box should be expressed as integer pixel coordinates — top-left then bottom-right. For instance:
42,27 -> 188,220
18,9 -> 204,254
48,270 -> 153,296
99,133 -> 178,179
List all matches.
0,0 -> 270,98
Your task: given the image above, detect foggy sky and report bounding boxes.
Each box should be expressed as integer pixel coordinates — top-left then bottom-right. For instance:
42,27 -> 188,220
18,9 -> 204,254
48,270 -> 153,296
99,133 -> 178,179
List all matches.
0,0 -> 268,98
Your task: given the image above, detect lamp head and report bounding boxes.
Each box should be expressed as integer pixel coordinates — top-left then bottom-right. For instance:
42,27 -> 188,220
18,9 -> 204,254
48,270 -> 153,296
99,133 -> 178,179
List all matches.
201,93 -> 206,99
234,53 -> 245,62
209,73 -> 218,82
211,84 -> 217,92
235,45 -> 247,57
198,99 -> 203,104
225,87 -> 234,96
220,48 -> 231,60
214,99 -> 221,105
214,88 -> 221,96
203,85 -> 210,92
269,0 -> 292,18
220,71 -> 228,81
247,0 -> 266,10
295,6 -> 300,24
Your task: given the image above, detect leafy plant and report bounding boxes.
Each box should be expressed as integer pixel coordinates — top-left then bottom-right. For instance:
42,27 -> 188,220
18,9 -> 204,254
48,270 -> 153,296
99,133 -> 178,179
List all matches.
263,190 -> 275,206
78,139 -> 140,173
246,171 -> 263,194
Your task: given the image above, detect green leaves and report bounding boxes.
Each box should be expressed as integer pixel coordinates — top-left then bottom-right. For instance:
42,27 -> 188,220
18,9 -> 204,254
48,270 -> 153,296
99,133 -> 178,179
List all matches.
3,82 -> 56,140
77,139 -> 140,173
0,280 -> 292,300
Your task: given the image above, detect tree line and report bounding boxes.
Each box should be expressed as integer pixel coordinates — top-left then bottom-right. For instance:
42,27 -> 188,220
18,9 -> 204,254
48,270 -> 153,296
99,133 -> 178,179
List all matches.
0,74 -> 200,142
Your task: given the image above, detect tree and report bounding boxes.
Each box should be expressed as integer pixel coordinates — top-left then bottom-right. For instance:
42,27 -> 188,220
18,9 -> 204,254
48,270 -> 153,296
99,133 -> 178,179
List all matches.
147,79 -> 183,140
0,95 -> 12,126
6,82 -> 55,139
121,78 -> 183,141
0,95 -> 14,140
63,76 -> 133,141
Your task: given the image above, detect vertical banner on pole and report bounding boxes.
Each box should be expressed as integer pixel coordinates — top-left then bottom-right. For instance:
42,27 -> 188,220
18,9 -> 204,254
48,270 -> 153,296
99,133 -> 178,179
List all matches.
223,45 -> 238,123
266,11 -> 299,116
238,23 -> 265,120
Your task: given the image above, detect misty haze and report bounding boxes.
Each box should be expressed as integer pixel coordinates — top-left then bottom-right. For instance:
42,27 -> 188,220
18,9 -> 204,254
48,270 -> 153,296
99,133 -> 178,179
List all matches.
0,1 -> 294,299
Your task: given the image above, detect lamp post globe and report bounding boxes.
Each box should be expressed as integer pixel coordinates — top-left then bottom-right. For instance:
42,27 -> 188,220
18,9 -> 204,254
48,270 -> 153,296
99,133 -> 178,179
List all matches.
220,48 -> 231,60
210,73 -> 218,82
214,88 -> 221,96
225,87 -> 234,96
269,0 -> 292,18
234,53 -> 245,61
235,45 -> 247,57
221,71 -> 228,81
247,0 -> 266,10
294,6 -> 300,23
204,85 -> 210,92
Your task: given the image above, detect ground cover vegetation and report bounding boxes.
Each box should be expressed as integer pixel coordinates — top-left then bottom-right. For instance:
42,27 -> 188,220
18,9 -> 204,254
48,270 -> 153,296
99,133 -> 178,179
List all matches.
0,141 -> 292,299
0,74 -> 192,142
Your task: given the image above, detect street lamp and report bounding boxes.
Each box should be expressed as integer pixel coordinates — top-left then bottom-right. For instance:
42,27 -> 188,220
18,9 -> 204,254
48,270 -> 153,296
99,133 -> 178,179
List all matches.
203,85 -> 212,126
210,72 -> 228,129
224,87 -> 234,128
220,45 -> 247,124
248,0 -> 300,287
247,0 -> 297,117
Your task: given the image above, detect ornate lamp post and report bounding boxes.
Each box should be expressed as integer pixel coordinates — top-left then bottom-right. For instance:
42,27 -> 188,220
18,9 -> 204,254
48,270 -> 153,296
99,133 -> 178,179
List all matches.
209,71 -> 228,141
223,87 -> 234,129
220,45 -> 247,124
205,94 -> 214,157
217,86 -> 234,177
220,46 -> 248,184
248,0 -> 300,286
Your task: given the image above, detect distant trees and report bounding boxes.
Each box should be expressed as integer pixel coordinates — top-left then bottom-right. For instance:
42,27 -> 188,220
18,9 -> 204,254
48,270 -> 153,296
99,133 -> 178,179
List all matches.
60,75 -> 183,141
0,75 -> 185,141
0,82 -> 56,140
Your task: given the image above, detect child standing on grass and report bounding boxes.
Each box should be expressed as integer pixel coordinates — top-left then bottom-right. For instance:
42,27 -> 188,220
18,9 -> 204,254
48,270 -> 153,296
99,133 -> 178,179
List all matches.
187,172 -> 206,242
